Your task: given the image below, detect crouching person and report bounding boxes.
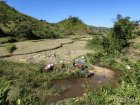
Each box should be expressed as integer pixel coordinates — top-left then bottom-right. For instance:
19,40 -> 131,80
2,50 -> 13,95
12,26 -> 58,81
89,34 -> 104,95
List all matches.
44,64 -> 54,72
86,70 -> 94,78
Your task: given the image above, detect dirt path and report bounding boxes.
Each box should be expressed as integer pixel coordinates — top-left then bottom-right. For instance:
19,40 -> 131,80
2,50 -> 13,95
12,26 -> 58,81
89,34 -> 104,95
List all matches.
93,65 -> 115,79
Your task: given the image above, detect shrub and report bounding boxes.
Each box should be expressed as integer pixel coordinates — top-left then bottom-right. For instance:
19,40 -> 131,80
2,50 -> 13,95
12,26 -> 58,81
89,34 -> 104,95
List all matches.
137,30 -> 140,36
4,43 -> 17,53
86,35 -> 103,50
121,56 -> 129,62
111,15 -> 138,51
0,37 -> 17,44
8,37 -> 17,43
101,55 -> 116,66
87,52 -> 104,64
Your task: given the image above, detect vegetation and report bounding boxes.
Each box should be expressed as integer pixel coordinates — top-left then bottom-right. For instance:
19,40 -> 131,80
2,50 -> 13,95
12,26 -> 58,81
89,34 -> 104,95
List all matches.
0,1 -> 140,104
87,15 -> 139,54
0,2 -> 96,41
0,37 -> 17,44
69,62 -> 140,105
111,15 -> 139,51
49,16 -> 92,36
2,39 -> 90,63
11,38 -> 72,55
0,1 -> 60,41
81,15 -> 140,105
0,60 -> 87,104
0,78 -> 10,105
88,26 -> 110,36
1,1 -> 112,43
4,43 -> 16,53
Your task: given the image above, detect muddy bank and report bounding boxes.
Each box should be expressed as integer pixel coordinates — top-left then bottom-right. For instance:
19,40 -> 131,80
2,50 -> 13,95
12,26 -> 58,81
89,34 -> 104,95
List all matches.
46,66 -> 121,104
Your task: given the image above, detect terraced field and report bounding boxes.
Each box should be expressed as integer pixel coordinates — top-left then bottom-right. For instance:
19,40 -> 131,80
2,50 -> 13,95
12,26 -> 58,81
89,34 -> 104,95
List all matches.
2,37 -> 93,63
13,38 -> 73,54
0,47 -> 9,56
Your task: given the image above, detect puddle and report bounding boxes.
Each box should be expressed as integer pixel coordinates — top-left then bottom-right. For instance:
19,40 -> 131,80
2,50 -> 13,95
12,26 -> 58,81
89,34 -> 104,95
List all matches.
46,66 -> 121,104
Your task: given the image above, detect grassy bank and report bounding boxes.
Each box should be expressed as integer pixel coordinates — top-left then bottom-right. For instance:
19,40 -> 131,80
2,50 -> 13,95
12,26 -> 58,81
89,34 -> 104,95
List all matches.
0,60 -> 87,104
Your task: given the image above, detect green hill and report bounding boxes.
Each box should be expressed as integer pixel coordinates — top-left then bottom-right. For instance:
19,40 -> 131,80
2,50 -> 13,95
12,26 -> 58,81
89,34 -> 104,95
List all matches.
0,1 -> 98,42
0,1 -> 59,41
49,16 -> 92,36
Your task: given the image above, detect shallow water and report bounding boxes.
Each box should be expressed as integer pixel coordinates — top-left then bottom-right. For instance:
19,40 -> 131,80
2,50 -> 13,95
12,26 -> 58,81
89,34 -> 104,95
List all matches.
47,68 -> 121,104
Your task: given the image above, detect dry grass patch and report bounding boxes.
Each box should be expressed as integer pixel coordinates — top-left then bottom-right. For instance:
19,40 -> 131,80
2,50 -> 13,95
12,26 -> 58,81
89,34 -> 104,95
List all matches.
0,47 -> 10,56
130,36 -> 140,43
79,37 -> 92,41
13,38 -> 73,54
127,36 -> 140,62
3,41 -> 92,63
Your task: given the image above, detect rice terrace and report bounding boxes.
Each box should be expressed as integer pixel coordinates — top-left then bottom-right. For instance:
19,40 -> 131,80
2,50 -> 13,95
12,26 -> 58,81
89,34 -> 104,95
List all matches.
1,37 -> 92,63
0,0 -> 140,105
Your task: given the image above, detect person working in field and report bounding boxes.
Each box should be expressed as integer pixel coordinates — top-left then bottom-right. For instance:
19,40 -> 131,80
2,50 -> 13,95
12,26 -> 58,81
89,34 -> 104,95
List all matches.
86,70 -> 94,78
44,64 -> 54,71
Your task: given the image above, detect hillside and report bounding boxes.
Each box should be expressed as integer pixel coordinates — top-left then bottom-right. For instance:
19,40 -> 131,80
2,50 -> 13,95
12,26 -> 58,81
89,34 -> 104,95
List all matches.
0,1 -> 110,42
49,16 -> 92,36
0,1 -> 59,41
0,2 -> 93,41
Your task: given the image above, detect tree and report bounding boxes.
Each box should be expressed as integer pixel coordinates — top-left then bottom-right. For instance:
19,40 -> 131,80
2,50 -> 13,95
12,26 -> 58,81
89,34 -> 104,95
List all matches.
14,22 -> 34,39
0,0 -> 7,4
116,14 -> 123,21
111,15 -> 138,51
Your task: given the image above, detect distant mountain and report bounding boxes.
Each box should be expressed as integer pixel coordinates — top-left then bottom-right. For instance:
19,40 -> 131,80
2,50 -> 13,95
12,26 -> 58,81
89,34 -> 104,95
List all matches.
88,26 -> 110,35
0,1 -> 59,41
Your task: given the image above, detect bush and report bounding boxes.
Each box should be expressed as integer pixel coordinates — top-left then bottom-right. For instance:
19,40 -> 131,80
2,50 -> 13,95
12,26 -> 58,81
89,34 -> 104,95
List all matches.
86,36 -> 103,50
101,55 -> 116,66
137,30 -> 140,36
121,56 -> 129,62
8,37 -> 17,43
111,15 -> 138,51
0,37 -> 17,44
4,43 -> 17,53
87,52 -> 104,64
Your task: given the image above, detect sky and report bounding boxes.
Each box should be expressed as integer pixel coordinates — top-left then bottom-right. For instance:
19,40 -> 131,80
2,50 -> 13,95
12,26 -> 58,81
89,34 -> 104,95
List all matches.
6,0 -> 140,27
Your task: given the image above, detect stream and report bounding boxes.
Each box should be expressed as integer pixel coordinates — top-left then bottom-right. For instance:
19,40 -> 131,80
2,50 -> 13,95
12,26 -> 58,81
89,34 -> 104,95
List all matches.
46,65 -> 121,104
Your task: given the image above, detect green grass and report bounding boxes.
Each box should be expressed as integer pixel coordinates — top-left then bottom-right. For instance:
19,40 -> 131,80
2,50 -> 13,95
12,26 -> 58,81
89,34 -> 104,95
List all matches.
0,37 -> 15,44
0,43 -> 16,56
0,60 -> 85,104
4,43 -> 17,53
0,2 -> 60,40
